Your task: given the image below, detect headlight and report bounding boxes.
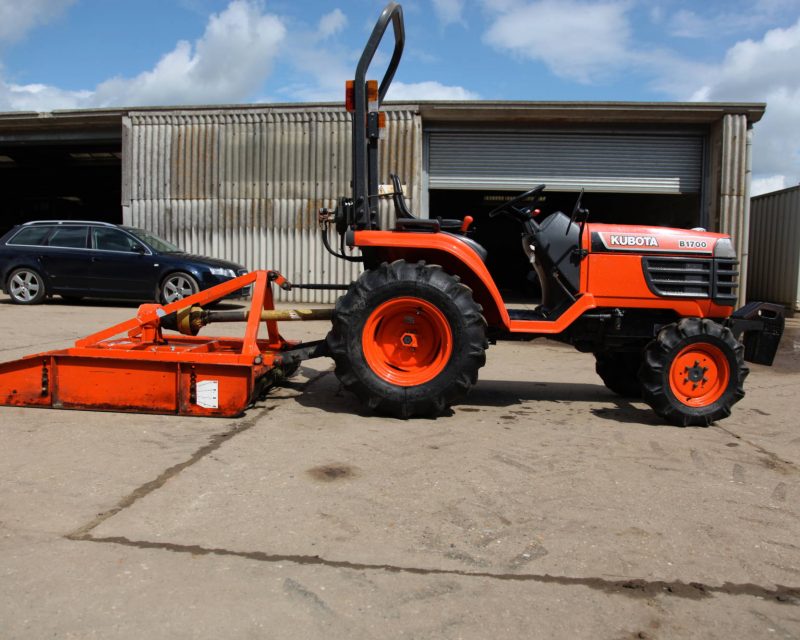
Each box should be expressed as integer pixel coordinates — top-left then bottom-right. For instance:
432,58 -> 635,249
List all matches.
209,267 -> 236,278
713,238 -> 737,259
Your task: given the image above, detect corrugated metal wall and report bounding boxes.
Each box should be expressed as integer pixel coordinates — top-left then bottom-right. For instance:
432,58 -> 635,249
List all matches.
123,106 -> 422,302
748,185 -> 800,310
718,113 -> 752,306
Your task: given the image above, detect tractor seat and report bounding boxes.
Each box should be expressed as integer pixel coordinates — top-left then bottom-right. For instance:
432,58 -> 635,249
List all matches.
389,173 -> 487,261
390,173 -> 462,233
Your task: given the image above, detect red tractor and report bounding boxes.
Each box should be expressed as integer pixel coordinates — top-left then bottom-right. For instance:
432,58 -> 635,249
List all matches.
319,2 -> 784,426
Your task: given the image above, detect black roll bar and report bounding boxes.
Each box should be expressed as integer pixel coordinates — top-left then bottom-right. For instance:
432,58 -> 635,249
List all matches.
350,2 -> 405,231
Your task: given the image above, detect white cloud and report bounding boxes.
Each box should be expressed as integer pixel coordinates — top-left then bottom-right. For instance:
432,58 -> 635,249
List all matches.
432,0 -> 466,27
0,0 -> 75,45
318,8 -> 346,39
752,175 -> 789,197
483,0 -> 632,83
0,82 -> 89,111
274,13 -> 353,102
0,1 -> 480,111
277,7 -> 479,103
0,0 -> 286,110
665,8 -> 763,39
667,9 -> 713,38
665,1 -> 800,39
681,19 -> 800,186
688,20 -> 800,100
93,1 -> 286,107
480,0 -> 523,12
387,81 -> 479,100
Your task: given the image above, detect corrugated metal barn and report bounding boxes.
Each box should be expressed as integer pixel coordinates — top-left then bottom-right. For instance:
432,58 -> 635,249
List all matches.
748,185 -> 800,311
0,100 -> 765,303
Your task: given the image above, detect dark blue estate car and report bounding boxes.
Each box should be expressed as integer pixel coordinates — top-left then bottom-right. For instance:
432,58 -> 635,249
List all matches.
0,221 -> 248,305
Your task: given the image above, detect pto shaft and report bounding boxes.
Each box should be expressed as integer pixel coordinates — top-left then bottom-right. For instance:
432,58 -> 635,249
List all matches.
162,306 -> 334,336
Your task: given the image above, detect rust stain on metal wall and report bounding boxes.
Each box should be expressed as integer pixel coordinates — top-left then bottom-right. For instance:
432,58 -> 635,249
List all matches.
126,106 -> 422,303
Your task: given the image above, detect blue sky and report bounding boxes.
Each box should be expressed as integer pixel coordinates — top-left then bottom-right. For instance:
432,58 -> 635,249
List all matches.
0,0 -> 799,193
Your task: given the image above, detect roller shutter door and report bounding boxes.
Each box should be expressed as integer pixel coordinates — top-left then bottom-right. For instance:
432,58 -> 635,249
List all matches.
428,130 -> 704,194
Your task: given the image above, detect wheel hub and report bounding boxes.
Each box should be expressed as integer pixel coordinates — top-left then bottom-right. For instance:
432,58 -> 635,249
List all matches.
362,297 -> 452,387
10,271 -> 40,302
684,361 -> 708,387
400,332 -> 418,348
669,344 -> 729,407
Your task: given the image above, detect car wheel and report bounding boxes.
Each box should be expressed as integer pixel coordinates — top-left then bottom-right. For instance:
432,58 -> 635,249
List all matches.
7,268 -> 47,304
159,272 -> 199,305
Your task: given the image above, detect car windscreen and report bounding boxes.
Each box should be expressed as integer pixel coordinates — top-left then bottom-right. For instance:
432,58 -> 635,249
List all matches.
125,228 -> 182,253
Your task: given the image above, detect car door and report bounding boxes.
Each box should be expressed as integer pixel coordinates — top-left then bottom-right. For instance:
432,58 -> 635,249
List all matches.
86,226 -> 157,298
38,225 -> 92,293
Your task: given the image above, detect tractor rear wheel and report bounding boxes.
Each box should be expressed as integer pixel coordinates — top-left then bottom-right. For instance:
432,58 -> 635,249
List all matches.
326,260 -> 487,418
640,318 -> 747,426
594,351 -> 642,398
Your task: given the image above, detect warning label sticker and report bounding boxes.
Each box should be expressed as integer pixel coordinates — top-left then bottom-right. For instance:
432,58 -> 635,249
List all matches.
196,380 -> 219,409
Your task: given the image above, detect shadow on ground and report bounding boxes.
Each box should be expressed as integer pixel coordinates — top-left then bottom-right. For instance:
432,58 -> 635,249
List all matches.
288,372 -> 671,427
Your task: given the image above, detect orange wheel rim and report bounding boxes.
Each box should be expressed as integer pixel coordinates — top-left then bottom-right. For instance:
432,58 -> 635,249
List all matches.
362,297 -> 453,387
668,343 -> 729,407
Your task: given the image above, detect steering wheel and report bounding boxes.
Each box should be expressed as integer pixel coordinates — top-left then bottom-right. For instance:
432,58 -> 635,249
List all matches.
488,184 -> 546,220
567,188 -> 588,235
569,188 -> 585,227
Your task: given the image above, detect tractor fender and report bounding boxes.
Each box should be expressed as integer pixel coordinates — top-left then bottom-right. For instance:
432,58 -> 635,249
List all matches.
351,230 -> 510,329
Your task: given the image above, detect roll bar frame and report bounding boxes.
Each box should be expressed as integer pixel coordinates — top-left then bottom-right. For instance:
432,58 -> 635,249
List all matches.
350,2 -> 405,230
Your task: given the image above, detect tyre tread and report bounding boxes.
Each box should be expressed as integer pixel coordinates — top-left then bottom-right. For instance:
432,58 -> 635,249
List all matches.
326,260 -> 487,418
640,317 -> 747,426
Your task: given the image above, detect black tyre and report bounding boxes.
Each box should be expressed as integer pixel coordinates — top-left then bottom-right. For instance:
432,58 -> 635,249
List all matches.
159,272 -> 199,305
326,260 -> 488,418
594,351 -> 642,398
640,318 -> 748,427
276,361 -> 300,382
7,268 -> 47,304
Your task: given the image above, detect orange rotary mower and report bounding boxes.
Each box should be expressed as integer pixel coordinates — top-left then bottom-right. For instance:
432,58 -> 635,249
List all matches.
0,270 -> 330,417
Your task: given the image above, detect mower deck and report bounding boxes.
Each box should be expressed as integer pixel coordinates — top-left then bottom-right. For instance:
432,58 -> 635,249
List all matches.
0,271 -> 327,417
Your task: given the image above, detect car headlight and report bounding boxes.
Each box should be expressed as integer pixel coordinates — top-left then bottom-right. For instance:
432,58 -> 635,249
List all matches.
209,267 -> 236,278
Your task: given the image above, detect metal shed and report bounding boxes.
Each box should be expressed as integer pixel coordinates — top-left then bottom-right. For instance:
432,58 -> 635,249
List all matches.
748,185 -> 800,311
123,105 -> 421,303
0,100 -> 765,304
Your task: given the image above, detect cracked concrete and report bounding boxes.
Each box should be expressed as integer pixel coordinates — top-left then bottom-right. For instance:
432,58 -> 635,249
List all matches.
1,299 -> 799,639
72,535 -> 800,603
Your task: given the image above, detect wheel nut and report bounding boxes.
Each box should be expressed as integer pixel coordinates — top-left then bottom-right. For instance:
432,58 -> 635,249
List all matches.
400,332 -> 418,348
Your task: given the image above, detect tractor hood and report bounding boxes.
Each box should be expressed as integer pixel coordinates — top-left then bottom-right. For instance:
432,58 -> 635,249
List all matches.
587,224 -> 730,256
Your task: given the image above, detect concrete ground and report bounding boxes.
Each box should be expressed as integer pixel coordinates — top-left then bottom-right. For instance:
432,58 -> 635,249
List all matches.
0,295 -> 799,639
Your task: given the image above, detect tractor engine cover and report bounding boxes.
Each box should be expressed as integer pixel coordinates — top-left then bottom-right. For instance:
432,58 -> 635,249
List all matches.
587,224 -> 739,309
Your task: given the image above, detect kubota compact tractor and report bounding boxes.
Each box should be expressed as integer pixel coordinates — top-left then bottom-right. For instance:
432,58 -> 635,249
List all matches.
317,2 -> 785,426
0,2 -> 784,426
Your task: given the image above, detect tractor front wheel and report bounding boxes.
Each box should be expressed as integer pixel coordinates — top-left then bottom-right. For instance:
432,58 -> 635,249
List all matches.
640,318 -> 747,426
326,260 -> 487,418
594,351 -> 642,398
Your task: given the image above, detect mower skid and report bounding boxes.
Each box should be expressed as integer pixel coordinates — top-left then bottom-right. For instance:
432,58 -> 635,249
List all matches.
0,270 -> 330,417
